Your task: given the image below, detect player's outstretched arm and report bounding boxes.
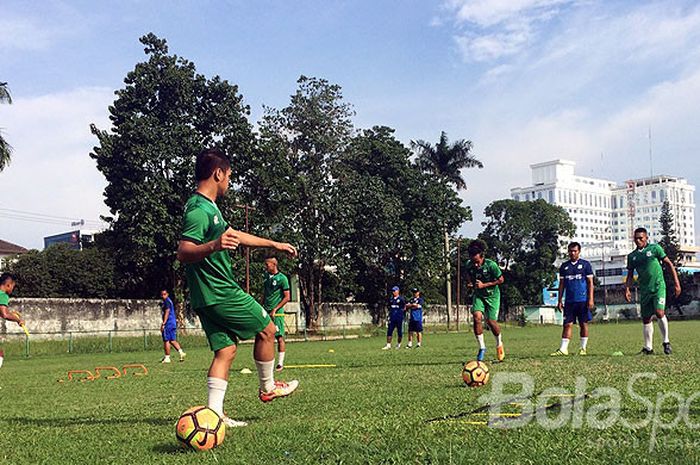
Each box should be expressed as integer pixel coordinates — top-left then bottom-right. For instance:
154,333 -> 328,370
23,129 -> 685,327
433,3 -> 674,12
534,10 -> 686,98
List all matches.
177,228 -> 240,264
0,305 -> 24,326
229,229 -> 298,257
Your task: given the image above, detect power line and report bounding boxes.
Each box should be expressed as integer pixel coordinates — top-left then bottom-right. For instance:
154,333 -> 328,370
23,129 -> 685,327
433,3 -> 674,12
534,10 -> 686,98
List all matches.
0,207 -> 107,228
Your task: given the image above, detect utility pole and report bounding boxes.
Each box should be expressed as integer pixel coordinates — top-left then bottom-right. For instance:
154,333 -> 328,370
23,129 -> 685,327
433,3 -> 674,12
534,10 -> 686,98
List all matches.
235,204 -> 256,293
445,230 -> 452,330
456,237 -> 461,331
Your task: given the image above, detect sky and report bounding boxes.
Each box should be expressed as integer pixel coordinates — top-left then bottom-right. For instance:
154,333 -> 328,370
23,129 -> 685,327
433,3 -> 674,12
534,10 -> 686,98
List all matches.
2,0 -> 700,249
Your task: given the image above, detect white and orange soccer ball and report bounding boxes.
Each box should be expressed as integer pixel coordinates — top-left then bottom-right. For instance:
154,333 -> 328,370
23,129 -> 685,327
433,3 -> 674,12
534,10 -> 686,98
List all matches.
176,406 -> 225,451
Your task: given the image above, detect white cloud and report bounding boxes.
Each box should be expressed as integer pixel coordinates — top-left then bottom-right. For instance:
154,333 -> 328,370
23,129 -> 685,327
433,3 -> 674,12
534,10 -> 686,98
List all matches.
445,0 -> 578,61
0,87 -> 114,249
0,17 -> 55,51
447,0 -> 571,27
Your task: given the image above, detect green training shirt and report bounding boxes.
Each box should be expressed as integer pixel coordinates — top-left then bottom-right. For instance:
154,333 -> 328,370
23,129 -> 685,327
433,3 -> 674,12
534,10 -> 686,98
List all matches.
466,258 -> 502,299
263,272 -> 290,316
181,193 -> 242,309
627,243 -> 667,295
0,290 -> 9,307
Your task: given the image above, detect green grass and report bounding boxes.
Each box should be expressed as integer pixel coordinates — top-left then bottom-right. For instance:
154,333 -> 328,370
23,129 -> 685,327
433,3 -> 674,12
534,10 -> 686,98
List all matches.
2,321 -> 700,464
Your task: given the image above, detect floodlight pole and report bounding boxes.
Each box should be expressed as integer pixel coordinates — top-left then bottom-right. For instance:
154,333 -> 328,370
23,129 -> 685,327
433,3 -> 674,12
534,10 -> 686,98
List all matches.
235,204 -> 256,293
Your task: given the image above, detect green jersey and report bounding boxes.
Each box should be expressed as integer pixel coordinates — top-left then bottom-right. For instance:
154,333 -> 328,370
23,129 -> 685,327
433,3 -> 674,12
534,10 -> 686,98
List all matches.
263,272 -> 290,316
181,193 -> 242,310
466,258 -> 502,299
0,289 -> 9,307
627,243 -> 667,295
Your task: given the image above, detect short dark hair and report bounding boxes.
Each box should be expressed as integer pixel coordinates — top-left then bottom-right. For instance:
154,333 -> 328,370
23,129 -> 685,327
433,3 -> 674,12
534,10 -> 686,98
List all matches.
634,227 -> 648,236
467,240 -> 486,257
195,148 -> 231,181
0,272 -> 16,285
568,242 -> 581,251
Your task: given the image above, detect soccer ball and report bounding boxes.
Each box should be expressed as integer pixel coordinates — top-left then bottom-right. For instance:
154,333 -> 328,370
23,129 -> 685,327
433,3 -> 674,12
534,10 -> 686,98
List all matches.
176,406 -> 226,450
462,360 -> 490,387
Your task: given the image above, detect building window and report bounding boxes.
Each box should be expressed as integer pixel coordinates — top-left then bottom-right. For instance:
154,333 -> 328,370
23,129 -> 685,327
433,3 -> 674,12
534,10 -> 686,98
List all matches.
548,190 -> 554,203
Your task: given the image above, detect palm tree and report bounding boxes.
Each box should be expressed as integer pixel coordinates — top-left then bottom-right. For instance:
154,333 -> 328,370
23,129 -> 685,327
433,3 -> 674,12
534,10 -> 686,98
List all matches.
0,81 -> 13,172
411,131 -> 482,189
411,131 -> 483,327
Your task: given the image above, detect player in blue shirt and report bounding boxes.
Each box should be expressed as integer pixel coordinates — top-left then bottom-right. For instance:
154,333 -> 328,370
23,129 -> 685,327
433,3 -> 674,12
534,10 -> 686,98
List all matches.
382,286 -> 407,350
551,242 -> 595,356
160,290 -> 186,363
405,288 -> 424,348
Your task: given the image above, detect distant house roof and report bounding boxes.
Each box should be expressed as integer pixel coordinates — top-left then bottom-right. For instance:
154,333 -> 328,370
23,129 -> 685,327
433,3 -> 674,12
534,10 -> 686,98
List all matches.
0,239 -> 29,255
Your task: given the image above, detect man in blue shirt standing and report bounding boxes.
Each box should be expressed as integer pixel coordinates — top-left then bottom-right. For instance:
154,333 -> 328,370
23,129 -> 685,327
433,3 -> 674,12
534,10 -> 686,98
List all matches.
160,289 -> 186,363
405,288 -> 424,348
382,286 -> 406,350
551,242 -> 595,356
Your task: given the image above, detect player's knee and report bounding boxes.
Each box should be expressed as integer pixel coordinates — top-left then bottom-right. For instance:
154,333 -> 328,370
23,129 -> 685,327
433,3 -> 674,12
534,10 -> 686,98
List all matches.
215,344 -> 237,362
656,309 -> 666,319
259,322 -> 276,340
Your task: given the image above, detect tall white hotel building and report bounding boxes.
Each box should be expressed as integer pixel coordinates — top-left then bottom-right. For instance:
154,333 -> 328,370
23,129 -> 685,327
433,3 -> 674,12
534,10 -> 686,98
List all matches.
510,160 -> 698,284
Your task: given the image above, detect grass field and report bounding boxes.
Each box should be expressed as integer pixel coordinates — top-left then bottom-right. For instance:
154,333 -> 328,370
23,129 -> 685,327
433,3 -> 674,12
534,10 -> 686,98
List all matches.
2,321 -> 700,464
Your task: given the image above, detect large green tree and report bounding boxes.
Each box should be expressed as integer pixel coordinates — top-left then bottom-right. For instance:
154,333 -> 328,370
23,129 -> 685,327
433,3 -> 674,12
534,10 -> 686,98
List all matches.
411,131 -> 483,189
8,243 -> 116,298
411,131 -> 482,324
331,126 -> 470,318
0,81 -> 12,172
90,33 -> 254,300
239,76 -> 354,326
479,199 -> 575,310
658,200 -> 693,312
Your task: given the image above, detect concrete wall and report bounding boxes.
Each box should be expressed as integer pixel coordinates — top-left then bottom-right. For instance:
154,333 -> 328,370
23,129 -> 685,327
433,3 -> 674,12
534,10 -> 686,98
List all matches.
6,297 -> 698,340
1,299 -> 470,338
1,298 -> 169,337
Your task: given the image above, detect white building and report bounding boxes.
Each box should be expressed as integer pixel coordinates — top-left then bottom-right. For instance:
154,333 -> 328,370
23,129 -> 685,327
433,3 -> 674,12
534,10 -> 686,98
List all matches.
510,160 -> 698,284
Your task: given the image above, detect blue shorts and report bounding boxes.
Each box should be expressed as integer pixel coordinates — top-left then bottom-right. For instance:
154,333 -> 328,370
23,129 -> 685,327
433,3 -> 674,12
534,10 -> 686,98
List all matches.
563,302 -> 591,325
387,318 -> 403,338
162,326 -> 177,341
408,320 -> 423,332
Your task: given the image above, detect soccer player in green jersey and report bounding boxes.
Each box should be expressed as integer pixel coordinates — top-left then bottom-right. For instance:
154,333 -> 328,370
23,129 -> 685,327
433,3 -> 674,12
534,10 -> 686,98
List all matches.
263,257 -> 290,372
465,241 -> 505,362
625,227 -> 681,355
177,148 -> 299,428
0,273 -> 25,369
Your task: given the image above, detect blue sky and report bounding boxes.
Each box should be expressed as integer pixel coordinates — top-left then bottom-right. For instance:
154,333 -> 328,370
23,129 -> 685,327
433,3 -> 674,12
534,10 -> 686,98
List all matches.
2,0 -> 700,249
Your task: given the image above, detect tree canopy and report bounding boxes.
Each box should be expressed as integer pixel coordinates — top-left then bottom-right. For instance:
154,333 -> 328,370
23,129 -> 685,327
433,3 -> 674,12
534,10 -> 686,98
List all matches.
90,33 -> 254,298
479,199 -> 575,309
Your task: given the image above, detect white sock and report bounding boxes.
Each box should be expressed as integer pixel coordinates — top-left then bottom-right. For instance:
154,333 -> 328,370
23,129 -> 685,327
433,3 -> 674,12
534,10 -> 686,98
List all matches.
255,359 -> 275,393
657,316 -> 669,343
277,352 -> 286,366
163,355 -> 171,361
495,333 -> 503,347
407,342 -> 412,347
417,342 -> 421,347
178,348 -> 185,355
396,343 -> 401,348
207,377 -> 228,416
580,337 -> 588,350
643,323 -> 654,350
476,334 -> 486,349
560,338 -> 570,352
384,343 -> 391,348
0,355 -> 4,369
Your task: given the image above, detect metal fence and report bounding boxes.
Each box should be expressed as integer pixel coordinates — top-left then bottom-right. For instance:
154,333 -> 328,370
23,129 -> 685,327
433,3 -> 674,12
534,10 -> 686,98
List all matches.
0,320 -> 478,358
